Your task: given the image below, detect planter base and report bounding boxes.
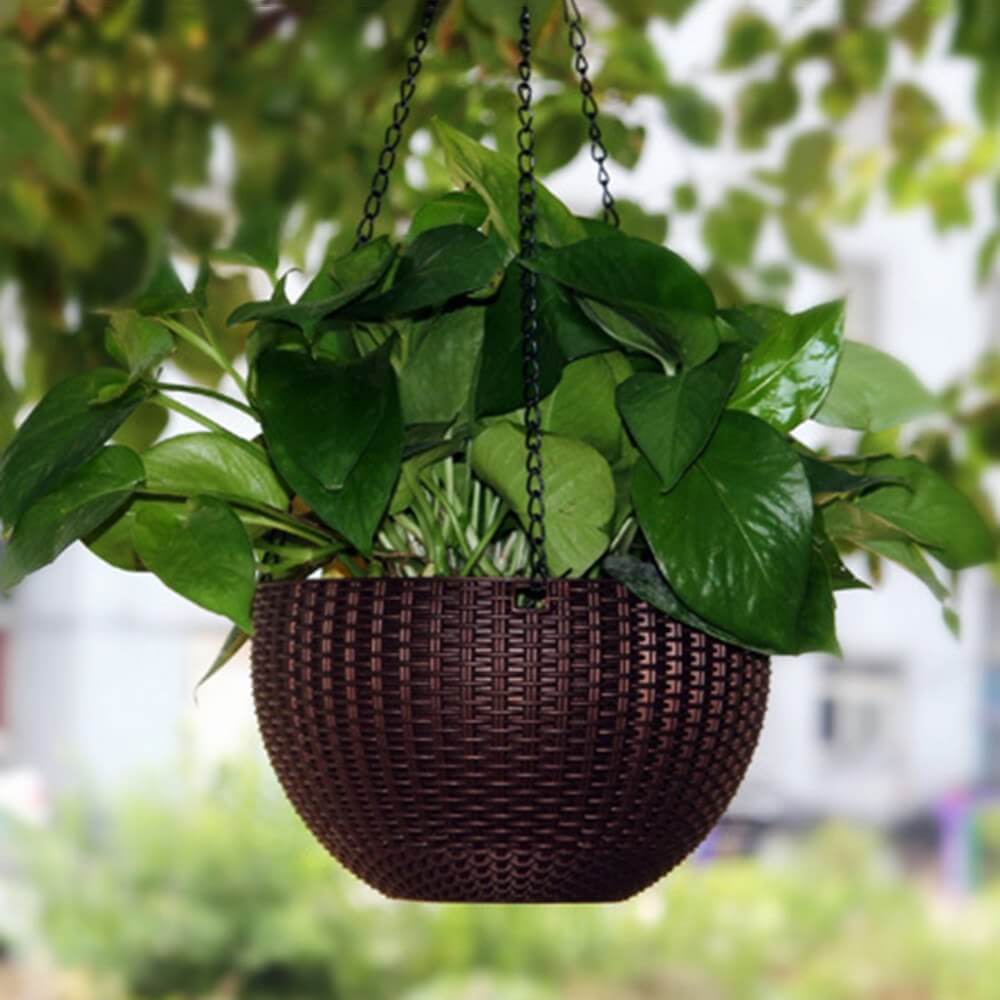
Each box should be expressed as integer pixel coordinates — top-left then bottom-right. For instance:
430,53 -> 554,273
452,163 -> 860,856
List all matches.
252,578 -> 770,904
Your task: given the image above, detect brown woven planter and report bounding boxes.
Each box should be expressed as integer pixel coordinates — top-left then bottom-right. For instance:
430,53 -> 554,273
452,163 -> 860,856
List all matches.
251,577 -> 770,903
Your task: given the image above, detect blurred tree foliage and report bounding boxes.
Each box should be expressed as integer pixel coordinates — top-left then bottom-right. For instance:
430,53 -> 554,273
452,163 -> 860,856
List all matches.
9,759 -> 1000,1000
0,0 -> 998,437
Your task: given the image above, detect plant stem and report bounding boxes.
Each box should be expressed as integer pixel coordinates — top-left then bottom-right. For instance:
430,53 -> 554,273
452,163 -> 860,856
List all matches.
196,313 -> 250,395
155,383 -> 258,419
152,393 -> 246,442
157,317 -> 248,395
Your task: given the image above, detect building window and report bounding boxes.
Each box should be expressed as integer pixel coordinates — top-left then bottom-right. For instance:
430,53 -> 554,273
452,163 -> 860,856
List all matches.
818,660 -> 902,768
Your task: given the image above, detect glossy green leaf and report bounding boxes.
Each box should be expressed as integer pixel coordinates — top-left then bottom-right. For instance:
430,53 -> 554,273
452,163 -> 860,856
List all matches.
409,190 -> 488,238
132,496 -> 256,632
526,233 -> 716,319
354,226 -> 505,318
604,554 -> 756,648
433,119 -> 585,251
105,311 -> 174,380
266,377 -> 402,554
471,422 -> 615,577
816,341 -> 939,432
617,344 -> 743,491
255,344 -> 394,491
730,301 -> 845,432
854,456 -> 996,570
1,446 -> 144,589
0,368 -> 148,530
542,353 -> 633,464
794,538 -> 841,655
143,433 -> 289,510
633,412 -> 814,652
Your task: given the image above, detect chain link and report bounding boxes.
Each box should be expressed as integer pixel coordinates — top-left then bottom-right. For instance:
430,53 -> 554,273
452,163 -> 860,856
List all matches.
564,0 -> 619,228
354,0 -> 440,248
517,5 -> 549,588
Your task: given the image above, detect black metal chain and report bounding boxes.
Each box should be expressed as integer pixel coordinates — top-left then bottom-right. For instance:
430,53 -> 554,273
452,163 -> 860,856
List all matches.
517,5 -> 549,588
565,0 -> 619,228
354,0 -> 440,248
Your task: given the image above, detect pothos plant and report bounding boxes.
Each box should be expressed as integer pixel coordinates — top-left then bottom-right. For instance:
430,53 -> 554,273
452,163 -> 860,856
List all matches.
0,122 -> 995,676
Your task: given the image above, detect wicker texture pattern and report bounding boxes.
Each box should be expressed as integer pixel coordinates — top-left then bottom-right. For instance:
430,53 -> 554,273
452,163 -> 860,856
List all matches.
252,578 -> 770,903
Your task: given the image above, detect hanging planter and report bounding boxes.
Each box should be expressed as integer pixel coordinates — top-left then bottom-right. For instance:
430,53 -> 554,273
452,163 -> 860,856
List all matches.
0,2 -> 994,904
253,577 -> 769,902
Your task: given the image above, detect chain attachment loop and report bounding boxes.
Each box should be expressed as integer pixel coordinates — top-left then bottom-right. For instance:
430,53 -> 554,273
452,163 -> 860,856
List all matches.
517,5 -> 549,590
565,0 -> 619,228
354,0 -> 440,248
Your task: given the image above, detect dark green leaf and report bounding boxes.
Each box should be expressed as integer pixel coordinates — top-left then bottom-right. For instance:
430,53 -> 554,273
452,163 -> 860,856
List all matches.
794,538 -> 841,655
132,496 -> 257,632
255,344 -> 394,491
471,421 -> 615,577
354,226 -> 505,318
0,369 -> 147,530
633,412 -> 814,652
1,446 -> 144,589
228,238 -> 395,337
799,452 -> 903,504
617,344 -> 743,491
730,301 -> 845,431
399,308 -> 485,425
213,201 -> 283,275
604,554 -> 758,649
815,341 -> 938,432
266,380 -> 402,555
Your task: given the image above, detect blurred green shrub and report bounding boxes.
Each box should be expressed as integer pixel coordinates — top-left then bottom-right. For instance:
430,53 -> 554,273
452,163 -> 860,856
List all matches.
6,759 -> 1000,1000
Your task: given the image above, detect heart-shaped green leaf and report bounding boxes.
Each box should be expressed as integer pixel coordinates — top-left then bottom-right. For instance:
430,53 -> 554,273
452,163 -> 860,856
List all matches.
1,446 -> 144,589
617,344 -> 743,491
633,411 -> 814,652
0,369 -> 148,530
729,300 -> 845,432
815,341 -> 939,432
353,225 -> 505,318
132,496 -> 256,632
266,377 -> 403,554
471,421 -> 615,577
255,343 -> 393,492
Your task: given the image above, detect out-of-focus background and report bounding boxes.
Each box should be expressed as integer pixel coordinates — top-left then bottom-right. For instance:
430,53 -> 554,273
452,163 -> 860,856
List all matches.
1,1 -> 1000,997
